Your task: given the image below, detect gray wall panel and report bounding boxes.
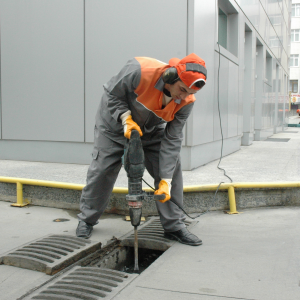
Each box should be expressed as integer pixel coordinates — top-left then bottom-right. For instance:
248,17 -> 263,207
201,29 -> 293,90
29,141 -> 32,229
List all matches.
85,0 -> 187,143
227,60 -> 238,138
254,44 -> 264,134
0,0 -> 291,170
214,54 -> 229,141
243,31 -> 253,134
188,0 -> 216,146
0,0 -> 84,142
0,10 -> 1,140
237,17 -> 248,138
0,140 -> 92,164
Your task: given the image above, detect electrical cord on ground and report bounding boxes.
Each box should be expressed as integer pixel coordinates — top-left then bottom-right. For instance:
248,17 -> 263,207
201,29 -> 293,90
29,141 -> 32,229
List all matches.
142,42 -> 233,219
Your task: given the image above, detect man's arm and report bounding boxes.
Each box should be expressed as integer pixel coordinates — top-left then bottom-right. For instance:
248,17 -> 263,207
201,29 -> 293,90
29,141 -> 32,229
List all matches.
159,103 -> 194,179
103,58 -> 141,123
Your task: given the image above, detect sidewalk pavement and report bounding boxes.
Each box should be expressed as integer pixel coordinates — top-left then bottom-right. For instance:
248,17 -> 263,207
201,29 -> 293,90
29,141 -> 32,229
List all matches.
1,126 -> 300,186
1,124 -> 300,299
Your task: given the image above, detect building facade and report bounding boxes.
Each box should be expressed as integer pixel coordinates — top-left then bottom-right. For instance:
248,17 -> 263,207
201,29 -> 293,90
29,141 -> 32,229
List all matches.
0,0 -> 291,170
290,0 -> 300,110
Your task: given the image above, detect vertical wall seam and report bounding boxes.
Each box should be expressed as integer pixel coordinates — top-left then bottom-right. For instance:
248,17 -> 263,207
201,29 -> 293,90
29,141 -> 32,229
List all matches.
185,0 -> 194,147
185,0 -> 189,147
186,0 -> 189,57
83,0 -> 86,143
0,9 -> 2,140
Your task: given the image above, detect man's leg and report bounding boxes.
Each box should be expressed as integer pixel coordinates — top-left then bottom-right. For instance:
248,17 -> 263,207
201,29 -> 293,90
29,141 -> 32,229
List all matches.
77,131 -> 124,238
143,146 -> 185,231
143,140 -> 202,246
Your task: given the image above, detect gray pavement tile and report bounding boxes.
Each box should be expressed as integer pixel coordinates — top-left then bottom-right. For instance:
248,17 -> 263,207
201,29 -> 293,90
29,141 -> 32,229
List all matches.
114,208 -> 300,300
113,286 -> 255,300
0,265 -> 49,300
0,201 -> 133,300
1,126 -> 300,300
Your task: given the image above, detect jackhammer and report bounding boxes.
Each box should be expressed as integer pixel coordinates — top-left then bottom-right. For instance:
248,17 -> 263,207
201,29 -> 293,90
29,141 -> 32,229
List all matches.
124,129 -> 165,272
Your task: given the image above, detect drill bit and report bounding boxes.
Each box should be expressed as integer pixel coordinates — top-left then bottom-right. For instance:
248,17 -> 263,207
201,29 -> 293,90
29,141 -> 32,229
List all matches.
133,225 -> 139,272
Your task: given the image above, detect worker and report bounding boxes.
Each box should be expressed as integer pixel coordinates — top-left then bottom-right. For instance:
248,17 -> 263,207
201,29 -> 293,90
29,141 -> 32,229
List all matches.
297,109 -> 300,116
76,53 -> 207,246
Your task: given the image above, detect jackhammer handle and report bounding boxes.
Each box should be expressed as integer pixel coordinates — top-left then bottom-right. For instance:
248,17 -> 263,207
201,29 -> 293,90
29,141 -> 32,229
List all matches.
153,194 -> 166,201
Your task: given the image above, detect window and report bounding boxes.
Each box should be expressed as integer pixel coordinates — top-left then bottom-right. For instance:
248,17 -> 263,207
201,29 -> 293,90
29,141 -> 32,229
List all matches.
291,29 -> 300,42
218,0 -> 238,57
292,4 -> 300,17
218,8 -> 227,49
269,15 -> 281,25
290,54 -> 299,67
289,80 -> 298,93
270,37 -> 281,47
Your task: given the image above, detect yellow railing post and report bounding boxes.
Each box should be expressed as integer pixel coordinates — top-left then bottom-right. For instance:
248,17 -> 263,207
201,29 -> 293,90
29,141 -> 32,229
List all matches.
227,185 -> 239,214
2,176 -> 299,213
11,182 -> 29,207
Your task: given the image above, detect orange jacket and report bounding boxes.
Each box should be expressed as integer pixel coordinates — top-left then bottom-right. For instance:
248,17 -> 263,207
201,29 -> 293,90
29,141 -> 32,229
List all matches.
134,57 -> 195,122
96,57 -> 195,179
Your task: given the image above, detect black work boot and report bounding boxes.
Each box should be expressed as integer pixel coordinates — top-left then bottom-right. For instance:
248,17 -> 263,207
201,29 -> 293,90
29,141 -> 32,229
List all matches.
164,227 -> 202,246
76,221 -> 93,239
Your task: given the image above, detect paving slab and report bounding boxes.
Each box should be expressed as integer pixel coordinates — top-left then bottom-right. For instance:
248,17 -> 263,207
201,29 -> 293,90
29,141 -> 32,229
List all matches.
113,207 -> 300,300
0,201 -> 133,300
0,124 -> 300,299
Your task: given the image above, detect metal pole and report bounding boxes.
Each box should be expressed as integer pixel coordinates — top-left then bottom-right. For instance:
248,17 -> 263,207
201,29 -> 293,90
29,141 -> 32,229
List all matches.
133,226 -> 139,272
11,182 -> 28,207
227,186 -> 238,214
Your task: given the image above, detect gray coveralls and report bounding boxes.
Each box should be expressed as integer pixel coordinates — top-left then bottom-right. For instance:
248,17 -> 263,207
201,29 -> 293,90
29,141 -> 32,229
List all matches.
78,57 -> 195,232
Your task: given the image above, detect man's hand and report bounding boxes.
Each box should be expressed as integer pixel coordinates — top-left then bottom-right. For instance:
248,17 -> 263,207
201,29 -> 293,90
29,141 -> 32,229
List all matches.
121,113 -> 143,139
155,179 -> 171,203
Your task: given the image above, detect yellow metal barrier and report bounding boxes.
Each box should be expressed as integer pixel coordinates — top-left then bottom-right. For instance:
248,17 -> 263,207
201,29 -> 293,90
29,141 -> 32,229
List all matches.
11,182 -> 28,207
1,176 -> 300,213
227,186 -> 238,214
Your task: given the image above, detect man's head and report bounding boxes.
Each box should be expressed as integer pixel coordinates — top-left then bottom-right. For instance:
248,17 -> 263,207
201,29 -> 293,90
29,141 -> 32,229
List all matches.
162,53 -> 207,99
164,79 -> 197,101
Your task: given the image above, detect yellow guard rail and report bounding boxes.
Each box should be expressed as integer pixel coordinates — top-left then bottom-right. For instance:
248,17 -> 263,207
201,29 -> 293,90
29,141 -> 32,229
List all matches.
1,176 -> 300,214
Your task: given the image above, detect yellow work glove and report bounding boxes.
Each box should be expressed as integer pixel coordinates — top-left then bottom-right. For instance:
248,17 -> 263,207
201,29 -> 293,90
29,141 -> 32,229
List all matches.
154,179 -> 171,203
121,112 -> 143,139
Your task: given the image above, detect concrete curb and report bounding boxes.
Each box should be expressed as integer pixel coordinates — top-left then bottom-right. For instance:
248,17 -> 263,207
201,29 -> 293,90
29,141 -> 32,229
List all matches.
1,182 -> 300,215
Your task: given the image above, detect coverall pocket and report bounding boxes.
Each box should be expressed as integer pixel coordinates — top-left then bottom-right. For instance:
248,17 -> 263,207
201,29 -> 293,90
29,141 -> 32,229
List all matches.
92,148 -> 99,160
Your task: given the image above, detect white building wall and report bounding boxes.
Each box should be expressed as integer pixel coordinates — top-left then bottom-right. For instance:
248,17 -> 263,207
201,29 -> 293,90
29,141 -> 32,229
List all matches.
0,0 -> 292,170
289,0 -> 300,111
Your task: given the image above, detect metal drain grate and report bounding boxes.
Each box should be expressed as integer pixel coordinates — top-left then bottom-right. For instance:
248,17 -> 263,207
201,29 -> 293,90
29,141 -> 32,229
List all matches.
24,266 -> 138,300
120,217 -> 197,251
265,138 -> 290,142
0,235 -> 101,275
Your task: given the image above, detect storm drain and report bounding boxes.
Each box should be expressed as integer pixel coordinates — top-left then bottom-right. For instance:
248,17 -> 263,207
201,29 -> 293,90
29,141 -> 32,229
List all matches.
24,266 -> 138,300
0,235 -> 101,275
120,217 -> 197,251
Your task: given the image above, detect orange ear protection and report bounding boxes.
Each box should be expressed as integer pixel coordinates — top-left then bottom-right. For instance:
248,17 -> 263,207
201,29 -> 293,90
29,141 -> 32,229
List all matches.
162,67 -> 179,84
162,63 -> 207,87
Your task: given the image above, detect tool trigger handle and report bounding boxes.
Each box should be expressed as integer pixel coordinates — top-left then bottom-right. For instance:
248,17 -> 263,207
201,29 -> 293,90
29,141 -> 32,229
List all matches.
153,194 -> 166,201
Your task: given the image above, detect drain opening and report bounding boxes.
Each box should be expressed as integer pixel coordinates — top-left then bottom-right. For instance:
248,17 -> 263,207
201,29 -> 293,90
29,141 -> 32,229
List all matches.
21,218 -> 197,299
119,248 -> 163,274
80,217 -> 196,275
81,240 -> 164,275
